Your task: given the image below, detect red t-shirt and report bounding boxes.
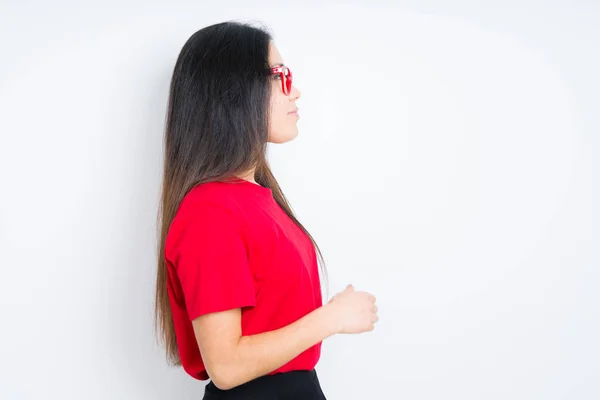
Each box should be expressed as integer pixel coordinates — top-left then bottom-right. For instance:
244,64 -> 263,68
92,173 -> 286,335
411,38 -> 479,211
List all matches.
164,178 -> 323,381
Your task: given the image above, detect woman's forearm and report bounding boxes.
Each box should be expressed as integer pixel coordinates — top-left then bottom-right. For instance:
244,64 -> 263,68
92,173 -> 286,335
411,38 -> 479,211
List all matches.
211,304 -> 337,390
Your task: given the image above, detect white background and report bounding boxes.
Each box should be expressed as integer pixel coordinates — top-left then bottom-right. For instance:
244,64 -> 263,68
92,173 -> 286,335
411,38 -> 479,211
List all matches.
1,1 -> 598,399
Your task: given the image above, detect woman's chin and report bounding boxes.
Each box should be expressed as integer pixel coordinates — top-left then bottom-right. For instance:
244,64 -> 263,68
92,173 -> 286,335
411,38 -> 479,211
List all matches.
268,128 -> 299,144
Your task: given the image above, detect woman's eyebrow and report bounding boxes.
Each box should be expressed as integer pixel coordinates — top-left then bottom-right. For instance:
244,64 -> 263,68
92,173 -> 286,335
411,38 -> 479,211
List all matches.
270,62 -> 284,67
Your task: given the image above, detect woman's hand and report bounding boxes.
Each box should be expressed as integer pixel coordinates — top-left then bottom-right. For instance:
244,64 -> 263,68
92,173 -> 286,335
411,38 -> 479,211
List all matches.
326,284 -> 378,334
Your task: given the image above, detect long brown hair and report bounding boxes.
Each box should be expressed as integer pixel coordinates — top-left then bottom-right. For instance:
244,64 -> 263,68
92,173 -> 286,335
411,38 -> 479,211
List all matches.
154,21 -> 327,365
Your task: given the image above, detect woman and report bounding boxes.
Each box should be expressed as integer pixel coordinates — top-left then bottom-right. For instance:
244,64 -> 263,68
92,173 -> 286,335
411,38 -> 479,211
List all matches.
154,21 -> 378,399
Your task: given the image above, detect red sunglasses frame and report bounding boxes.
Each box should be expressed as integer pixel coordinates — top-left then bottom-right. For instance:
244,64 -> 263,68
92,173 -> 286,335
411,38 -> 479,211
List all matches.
270,65 -> 293,95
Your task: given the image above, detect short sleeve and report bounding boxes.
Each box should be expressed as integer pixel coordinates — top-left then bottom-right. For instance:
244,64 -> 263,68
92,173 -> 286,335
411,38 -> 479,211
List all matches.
169,202 -> 256,320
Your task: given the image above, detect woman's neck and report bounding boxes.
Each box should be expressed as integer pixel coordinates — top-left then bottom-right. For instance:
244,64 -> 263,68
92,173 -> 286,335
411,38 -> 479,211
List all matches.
235,169 -> 257,184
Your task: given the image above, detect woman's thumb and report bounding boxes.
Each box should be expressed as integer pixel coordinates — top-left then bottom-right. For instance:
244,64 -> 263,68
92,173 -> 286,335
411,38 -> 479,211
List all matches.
345,284 -> 354,291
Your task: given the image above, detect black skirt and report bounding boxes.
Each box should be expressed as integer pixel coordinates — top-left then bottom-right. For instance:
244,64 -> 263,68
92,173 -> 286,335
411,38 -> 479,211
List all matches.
202,369 -> 327,400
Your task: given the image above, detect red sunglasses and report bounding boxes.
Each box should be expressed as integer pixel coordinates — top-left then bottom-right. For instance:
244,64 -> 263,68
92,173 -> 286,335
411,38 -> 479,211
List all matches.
270,65 -> 293,95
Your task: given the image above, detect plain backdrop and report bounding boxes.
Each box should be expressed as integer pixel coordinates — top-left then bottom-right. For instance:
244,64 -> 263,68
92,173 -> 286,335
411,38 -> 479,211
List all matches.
0,1 -> 598,399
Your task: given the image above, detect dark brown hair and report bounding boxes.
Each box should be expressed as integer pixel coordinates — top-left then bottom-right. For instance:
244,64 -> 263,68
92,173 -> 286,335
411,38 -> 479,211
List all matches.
154,20 -> 327,365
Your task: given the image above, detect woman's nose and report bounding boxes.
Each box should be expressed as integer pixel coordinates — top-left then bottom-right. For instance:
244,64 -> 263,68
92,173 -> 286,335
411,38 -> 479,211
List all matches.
290,85 -> 301,100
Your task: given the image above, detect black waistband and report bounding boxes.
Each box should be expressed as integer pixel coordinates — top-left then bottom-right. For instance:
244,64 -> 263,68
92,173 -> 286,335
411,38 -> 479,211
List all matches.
203,369 -> 326,400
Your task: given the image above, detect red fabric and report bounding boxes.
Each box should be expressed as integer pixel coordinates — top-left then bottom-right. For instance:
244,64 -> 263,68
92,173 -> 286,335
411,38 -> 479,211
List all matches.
165,179 -> 323,380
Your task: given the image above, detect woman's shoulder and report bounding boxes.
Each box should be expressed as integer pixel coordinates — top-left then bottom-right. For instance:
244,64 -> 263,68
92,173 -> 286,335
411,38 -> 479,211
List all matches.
166,183 -> 245,252
170,179 -> 274,237
177,182 -> 240,217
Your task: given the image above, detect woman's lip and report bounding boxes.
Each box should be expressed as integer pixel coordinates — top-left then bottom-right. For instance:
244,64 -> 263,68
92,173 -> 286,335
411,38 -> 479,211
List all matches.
288,108 -> 299,114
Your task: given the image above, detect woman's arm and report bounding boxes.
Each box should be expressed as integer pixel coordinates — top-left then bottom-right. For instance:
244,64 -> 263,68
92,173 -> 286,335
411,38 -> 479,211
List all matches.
192,303 -> 335,390
192,285 -> 377,390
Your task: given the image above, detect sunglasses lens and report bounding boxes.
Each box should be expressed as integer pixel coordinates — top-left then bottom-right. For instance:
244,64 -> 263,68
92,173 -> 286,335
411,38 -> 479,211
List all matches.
285,67 -> 292,94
